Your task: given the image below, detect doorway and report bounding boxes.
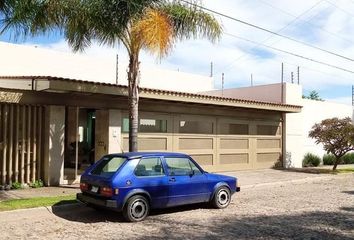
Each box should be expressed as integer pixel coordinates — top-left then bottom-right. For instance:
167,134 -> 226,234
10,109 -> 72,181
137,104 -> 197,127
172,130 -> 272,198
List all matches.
64,107 -> 100,183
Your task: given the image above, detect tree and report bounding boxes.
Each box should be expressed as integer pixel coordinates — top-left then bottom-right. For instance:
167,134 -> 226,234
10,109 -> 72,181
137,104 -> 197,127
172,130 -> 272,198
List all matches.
1,0 -> 222,152
309,117 -> 354,170
302,90 -> 323,101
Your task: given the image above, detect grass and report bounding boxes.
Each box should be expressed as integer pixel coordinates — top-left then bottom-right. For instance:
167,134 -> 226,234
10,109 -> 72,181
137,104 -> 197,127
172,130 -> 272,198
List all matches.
277,167 -> 354,174
334,168 -> 354,174
0,195 -> 77,212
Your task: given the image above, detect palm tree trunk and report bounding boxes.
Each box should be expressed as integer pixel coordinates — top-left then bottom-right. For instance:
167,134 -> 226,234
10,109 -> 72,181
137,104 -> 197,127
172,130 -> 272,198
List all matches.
128,54 -> 140,152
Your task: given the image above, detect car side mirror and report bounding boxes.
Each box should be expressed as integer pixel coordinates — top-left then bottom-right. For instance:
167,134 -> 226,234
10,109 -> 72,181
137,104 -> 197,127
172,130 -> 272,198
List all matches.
189,170 -> 195,177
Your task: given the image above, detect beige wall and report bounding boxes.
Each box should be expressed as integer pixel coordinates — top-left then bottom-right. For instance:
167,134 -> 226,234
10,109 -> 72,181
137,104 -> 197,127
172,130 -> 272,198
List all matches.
44,105 -> 65,186
108,109 -> 123,153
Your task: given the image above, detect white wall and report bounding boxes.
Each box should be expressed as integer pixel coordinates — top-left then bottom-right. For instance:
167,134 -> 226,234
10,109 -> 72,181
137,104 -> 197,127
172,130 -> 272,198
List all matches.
0,41 -> 214,93
301,99 -> 353,158
278,85 -> 352,167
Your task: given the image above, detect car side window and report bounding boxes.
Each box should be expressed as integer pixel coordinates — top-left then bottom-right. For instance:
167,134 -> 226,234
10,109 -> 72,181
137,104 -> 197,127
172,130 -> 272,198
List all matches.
134,157 -> 165,177
188,159 -> 202,175
165,157 -> 193,176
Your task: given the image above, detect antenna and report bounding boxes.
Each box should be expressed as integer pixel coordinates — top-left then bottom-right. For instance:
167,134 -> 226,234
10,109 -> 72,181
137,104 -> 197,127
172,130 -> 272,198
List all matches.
291,72 -> 294,83
222,73 -> 224,97
352,85 -> 354,106
297,66 -> 300,85
281,63 -> 284,103
251,74 -> 253,86
116,54 -> 119,85
210,62 -> 213,77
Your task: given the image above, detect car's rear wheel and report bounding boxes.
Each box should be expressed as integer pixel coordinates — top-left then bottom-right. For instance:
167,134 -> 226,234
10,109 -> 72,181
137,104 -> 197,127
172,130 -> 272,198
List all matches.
123,195 -> 150,222
211,186 -> 231,209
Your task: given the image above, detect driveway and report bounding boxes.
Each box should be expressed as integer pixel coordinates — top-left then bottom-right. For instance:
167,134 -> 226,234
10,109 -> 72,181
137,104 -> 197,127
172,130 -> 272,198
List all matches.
0,173 -> 353,240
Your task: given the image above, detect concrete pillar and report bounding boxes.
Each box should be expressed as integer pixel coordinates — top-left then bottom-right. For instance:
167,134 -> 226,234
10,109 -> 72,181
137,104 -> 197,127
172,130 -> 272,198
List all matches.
43,106 -> 65,186
108,110 -> 122,154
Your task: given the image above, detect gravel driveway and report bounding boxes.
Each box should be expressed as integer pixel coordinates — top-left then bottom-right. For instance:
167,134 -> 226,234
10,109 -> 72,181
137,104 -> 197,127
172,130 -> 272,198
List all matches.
0,174 -> 353,240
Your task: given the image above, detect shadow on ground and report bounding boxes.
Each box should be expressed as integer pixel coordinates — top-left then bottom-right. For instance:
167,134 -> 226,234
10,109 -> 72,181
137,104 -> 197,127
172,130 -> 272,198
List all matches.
273,167 -> 335,174
52,202 -> 354,240
343,190 -> 354,195
52,201 -> 209,223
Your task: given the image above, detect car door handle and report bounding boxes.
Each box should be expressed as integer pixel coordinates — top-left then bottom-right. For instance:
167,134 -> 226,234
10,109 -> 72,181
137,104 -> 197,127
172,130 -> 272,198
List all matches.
169,178 -> 176,182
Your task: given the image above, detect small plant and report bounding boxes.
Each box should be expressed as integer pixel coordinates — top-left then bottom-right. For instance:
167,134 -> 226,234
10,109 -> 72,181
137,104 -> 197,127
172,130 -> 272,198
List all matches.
11,182 -> 23,190
303,153 -> 321,167
342,152 -> 354,164
30,180 -> 44,188
323,154 -> 336,165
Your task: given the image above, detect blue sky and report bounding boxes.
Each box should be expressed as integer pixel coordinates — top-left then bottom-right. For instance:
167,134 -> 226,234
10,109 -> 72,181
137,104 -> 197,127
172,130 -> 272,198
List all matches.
1,0 -> 353,105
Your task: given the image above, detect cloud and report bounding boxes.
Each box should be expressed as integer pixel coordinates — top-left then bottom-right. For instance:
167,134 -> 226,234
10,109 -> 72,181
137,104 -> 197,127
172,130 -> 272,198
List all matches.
19,0 -> 354,101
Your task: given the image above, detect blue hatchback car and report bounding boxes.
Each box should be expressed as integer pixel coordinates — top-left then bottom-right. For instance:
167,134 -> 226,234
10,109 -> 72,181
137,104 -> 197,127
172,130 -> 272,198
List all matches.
77,152 -> 240,222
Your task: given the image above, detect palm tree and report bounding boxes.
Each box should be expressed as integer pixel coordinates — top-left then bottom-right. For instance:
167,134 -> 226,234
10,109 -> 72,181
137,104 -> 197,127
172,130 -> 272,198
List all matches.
1,0 -> 222,152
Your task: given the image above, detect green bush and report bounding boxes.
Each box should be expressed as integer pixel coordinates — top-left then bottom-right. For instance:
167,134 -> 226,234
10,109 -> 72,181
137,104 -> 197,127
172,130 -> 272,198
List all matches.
323,154 -> 336,165
30,180 -> 44,188
342,153 -> 354,164
11,182 -> 23,190
303,153 -> 321,167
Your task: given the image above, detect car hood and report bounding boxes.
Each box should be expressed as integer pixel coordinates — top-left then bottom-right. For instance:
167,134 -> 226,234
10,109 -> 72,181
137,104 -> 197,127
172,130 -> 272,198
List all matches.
206,172 -> 237,181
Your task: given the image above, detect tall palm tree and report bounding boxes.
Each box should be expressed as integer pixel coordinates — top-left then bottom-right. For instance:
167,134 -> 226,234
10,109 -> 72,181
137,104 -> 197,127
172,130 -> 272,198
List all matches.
1,0 -> 222,152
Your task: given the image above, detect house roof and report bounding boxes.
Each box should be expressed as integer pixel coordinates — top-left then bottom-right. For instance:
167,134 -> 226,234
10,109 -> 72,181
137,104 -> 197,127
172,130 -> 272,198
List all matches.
0,76 -> 302,113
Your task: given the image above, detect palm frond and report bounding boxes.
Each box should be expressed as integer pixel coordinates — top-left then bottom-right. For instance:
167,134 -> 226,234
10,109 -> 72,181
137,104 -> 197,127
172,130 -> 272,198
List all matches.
132,8 -> 173,58
160,0 -> 222,43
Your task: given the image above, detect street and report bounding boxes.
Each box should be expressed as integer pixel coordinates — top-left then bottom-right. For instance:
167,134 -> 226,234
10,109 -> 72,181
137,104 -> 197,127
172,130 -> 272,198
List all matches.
0,174 -> 353,240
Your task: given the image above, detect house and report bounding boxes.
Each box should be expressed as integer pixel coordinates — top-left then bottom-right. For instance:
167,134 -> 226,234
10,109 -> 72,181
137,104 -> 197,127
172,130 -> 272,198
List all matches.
0,42 -> 302,186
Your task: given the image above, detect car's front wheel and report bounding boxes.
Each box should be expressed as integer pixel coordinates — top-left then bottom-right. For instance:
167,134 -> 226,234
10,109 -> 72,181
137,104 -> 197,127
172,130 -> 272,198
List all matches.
123,195 -> 150,222
211,186 -> 231,209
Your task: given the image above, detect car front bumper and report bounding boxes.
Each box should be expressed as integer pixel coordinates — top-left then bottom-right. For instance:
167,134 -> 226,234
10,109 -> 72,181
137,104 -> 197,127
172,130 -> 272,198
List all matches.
77,193 -> 119,209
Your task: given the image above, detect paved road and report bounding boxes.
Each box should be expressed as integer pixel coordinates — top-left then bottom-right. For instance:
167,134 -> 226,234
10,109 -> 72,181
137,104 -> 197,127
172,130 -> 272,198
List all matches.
0,174 -> 353,240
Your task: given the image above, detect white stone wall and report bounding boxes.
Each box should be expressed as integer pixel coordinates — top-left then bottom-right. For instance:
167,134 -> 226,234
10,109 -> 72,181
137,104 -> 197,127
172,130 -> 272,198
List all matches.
0,41 -> 214,93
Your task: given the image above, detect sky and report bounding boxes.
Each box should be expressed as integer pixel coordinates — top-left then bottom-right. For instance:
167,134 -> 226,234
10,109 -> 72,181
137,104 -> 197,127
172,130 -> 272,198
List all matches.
1,0 -> 354,105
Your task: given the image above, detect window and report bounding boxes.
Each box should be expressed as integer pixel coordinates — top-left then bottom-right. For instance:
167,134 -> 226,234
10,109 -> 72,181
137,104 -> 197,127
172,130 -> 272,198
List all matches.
257,125 -> 280,136
122,118 -> 167,133
134,157 -> 164,177
219,123 -> 249,135
189,160 -> 202,175
179,120 -> 213,134
165,157 -> 201,176
91,156 -> 126,178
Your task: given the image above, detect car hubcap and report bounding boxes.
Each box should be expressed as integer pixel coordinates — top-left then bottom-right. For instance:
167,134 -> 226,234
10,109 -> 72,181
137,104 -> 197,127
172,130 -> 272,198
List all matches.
130,199 -> 147,219
217,189 -> 229,206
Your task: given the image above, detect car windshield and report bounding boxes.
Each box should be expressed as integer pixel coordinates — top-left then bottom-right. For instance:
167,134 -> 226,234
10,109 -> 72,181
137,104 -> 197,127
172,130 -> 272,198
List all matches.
90,156 -> 126,178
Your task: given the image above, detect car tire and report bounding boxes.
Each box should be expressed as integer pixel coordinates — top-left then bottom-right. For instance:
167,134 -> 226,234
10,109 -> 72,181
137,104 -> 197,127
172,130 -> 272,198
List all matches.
123,195 -> 150,222
211,186 -> 231,209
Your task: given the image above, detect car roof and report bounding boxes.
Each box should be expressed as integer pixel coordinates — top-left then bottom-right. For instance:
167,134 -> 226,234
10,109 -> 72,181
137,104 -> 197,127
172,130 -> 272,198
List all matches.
107,152 -> 190,160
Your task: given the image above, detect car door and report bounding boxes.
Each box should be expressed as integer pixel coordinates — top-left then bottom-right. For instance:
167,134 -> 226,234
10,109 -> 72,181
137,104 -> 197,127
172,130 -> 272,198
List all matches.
133,157 -> 170,208
163,157 -> 209,207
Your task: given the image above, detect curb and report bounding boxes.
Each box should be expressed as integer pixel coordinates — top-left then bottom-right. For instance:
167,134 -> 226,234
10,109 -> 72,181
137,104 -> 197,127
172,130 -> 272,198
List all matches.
241,173 -> 352,189
0,202 -> 82,214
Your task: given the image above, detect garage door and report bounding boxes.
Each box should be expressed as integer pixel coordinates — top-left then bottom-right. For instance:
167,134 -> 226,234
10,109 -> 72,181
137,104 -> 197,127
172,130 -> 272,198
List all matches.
122,113 -> 282,171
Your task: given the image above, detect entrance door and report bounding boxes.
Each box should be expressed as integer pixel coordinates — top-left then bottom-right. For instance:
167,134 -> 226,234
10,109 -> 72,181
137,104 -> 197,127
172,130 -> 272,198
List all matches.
94,109 -> 109,161
64,108 -> 96,183
164,157 -> 209,207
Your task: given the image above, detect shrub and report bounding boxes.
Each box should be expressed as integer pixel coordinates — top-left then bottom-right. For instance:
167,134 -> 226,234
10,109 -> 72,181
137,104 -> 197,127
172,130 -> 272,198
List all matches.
11,182 -> 23,190
303,153 -> 321,167
342,153 -> 354,164
30,180 -> 44,188
323,154 -> 336,165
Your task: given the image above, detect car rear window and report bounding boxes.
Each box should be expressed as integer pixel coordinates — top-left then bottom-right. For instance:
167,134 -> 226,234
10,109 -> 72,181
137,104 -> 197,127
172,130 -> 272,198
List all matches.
90,156 -> 126,178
